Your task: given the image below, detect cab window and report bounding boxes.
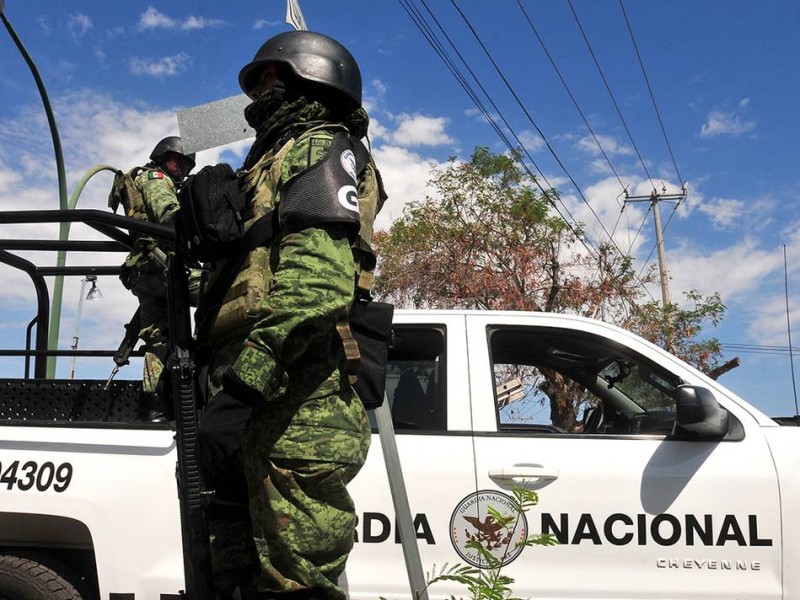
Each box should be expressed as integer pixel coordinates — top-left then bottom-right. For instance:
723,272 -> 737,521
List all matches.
488,327 -> 680,435
369,325 -> 447,432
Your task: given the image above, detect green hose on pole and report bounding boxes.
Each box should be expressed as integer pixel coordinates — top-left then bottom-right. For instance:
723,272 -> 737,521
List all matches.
69,166 -> 118,212
3,5 -> 70,378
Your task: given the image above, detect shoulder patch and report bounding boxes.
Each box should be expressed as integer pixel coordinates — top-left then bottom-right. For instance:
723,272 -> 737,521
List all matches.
148,171 -> 164,180
308,135 -> 333,165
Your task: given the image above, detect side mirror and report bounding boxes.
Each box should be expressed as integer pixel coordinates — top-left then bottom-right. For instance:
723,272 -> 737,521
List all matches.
675,385 -> 729,439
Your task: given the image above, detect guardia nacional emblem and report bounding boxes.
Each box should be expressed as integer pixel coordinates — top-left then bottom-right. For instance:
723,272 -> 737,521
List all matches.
450,490 -> 528,568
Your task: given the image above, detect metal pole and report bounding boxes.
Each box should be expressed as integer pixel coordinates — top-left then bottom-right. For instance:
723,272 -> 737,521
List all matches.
651,198 -> 670,306
374,398 -> 428,600
623,189 -> 684,309
68,277 -> 89,379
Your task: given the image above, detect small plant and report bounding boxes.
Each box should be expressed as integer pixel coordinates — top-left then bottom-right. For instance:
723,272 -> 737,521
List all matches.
420,488 -> 557,600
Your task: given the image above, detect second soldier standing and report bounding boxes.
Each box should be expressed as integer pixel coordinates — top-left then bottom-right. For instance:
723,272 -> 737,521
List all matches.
110,136 -> 196,417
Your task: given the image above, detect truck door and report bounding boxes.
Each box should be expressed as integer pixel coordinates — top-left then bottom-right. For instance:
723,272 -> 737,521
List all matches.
464,314 -> 782,600
343,313 -> 478,600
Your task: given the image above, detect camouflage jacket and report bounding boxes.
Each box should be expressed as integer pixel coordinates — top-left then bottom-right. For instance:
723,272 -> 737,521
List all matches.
206,126 -> 367,404
133,167 -> 180,226
120,167 -> 180,295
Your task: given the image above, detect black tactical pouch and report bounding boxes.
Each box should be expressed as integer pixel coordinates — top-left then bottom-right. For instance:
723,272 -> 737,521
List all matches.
177,163 -> 247,262
349,299 -> 394,410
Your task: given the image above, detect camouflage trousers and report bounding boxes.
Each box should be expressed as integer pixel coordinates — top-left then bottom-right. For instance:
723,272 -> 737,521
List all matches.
136,293 -> 169,393
209,384 -> 371,599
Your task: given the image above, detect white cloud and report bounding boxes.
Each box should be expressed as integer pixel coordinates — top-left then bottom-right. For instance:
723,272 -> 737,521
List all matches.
37,17 -> 52,36
575,134 -> 633,157
669,237 -> 781,303
128,53 -> 192,78
697,197 -> 745,229
367,117 -> 390,143
700,106 -> 756,138
253,19 -> 281,30
371,79 -> 388,97
370,145 -> 443,231
517,130 -> 544,153
588,158 -> 613,176
362,80 -> 389,116
182,15 -> 226,31
138,6 -> 175,30
67,13 -> 93,37
565,175 -> 649,256
138,6 -> 225,31
390,114 -> 453,147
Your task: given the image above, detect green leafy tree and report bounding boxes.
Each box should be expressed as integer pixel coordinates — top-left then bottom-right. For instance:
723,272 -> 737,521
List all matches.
374,147 -> 642,317
625,290 -> 727,374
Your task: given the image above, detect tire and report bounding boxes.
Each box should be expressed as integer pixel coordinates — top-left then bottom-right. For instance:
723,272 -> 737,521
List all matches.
0,554 -> 84,600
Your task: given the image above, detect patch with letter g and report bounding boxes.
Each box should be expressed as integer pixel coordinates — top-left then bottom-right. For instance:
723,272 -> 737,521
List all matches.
337,148 -> 359,213
340,148 -> 357,181
450,490 -> 528,568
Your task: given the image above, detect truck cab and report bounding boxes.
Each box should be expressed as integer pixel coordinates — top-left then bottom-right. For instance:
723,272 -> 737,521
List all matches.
345,310 -> 799,600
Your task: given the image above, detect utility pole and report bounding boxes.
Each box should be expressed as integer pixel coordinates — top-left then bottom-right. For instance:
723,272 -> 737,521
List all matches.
624,183 -> 687,307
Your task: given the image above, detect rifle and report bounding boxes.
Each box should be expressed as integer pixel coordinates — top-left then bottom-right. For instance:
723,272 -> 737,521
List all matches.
166,251 -> 213,599
104,307 -> 142,390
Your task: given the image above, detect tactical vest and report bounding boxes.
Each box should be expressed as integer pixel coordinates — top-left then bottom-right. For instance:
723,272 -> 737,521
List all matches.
204,124 -> 386,345
108,167 -> 150,221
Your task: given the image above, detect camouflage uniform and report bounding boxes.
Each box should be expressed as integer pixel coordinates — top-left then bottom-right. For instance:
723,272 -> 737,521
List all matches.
202,125 -> 372,599
121,166 -> 180,392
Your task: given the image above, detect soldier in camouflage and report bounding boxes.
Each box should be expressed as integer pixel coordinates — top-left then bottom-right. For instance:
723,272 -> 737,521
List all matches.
115,137 -> 196,405
196,31 -> 383,600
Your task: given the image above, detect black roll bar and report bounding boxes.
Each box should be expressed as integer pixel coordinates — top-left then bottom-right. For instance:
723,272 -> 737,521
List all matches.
0,209 -> 173,378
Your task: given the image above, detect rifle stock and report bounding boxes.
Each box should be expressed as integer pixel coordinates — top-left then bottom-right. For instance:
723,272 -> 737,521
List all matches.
114,306 -> 141,366
104,307 -> 142,390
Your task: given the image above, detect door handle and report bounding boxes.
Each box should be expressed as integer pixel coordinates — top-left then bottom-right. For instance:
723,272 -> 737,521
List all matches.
488,464 -> 560,490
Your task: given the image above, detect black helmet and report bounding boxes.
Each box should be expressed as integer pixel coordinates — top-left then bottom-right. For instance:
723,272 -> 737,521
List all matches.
239,31 -> 362,108
149,136 -> 196,168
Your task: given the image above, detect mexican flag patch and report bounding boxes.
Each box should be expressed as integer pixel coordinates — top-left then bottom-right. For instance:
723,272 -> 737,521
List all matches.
148,171 -> 164,180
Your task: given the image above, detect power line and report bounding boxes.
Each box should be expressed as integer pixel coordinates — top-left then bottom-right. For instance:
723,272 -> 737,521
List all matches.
721,343 -> 800,357
627,202 -> 653,258
449,0 -> 631,262
402,0 -> 656,303
617,0 -> 688,264
619,0 -> 684,187
400,0 -> 598,261
567,0 -> 656,193
567,0 -> 677,298
515,0 -> 628,193
570,0 -> 686,295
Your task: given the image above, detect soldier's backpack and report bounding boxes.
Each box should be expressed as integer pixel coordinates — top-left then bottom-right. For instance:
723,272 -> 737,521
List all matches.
176,163 -> 248,263
108,168 -> 148,221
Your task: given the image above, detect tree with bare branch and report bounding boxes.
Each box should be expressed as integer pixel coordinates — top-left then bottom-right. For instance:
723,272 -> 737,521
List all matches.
374,147 -> 727,428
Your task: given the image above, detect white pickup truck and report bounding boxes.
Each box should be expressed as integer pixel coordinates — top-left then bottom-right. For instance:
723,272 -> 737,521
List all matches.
0,212 -> 798,600
1,309 -> 799,599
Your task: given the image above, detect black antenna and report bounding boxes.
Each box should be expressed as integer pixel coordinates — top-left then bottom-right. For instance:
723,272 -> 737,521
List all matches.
784,245 -> 799,416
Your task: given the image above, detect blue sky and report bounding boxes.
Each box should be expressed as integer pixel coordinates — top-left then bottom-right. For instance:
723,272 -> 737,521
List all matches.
1,1 -> 799,419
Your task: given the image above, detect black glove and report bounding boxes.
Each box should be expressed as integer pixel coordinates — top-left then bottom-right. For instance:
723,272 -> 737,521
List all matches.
197,378 -> 254,489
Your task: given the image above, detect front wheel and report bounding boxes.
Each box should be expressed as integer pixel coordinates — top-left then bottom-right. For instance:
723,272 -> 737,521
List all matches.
0,554 -> 84,600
